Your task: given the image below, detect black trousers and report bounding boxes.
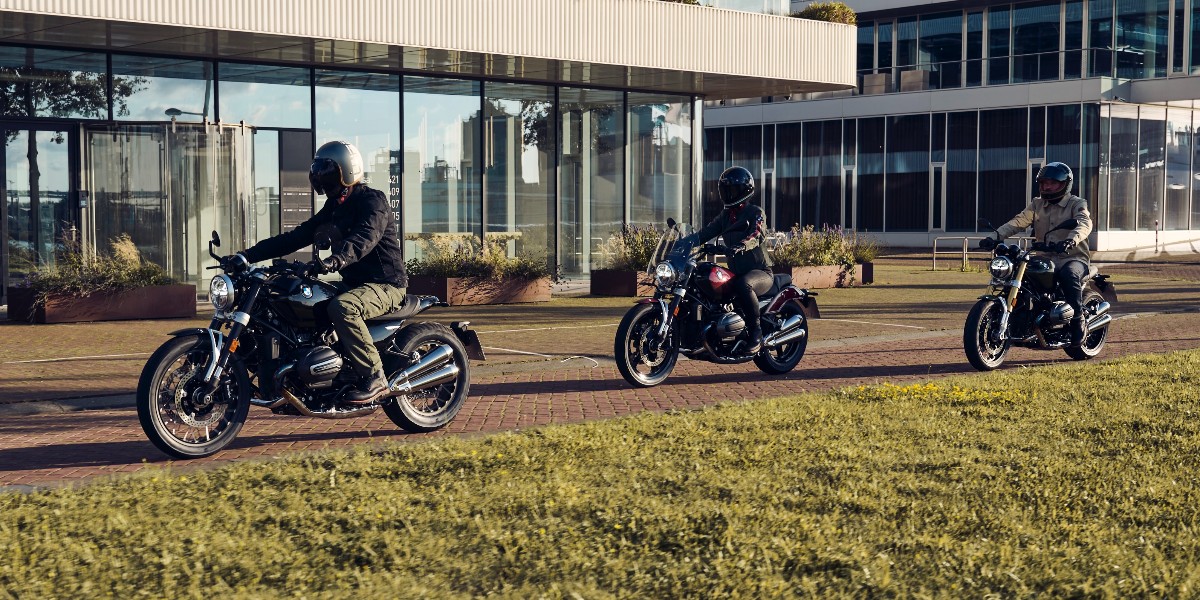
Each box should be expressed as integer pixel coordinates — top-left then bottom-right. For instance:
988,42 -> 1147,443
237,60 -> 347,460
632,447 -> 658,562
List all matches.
733,269 -> 773,334
1055,259 -> 1088,315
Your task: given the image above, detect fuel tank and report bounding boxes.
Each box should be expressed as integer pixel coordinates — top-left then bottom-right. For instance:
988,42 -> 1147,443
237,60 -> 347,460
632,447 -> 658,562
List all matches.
275,276 -> 339,327
695,262 -> 737,302
1025,256 -> 1056,293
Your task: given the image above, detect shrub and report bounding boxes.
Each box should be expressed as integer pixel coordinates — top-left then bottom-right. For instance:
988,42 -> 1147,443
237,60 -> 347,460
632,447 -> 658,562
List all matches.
595,225 -> 662,272
17,234 -> 175,309
790,1 -> 857,24
405,233 -> 559,282
768,224 -> 879,273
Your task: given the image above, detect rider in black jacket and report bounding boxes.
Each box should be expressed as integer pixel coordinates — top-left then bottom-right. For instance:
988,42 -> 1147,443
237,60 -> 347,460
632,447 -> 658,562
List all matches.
686,166 -> 773,353
224,141 -> 407,404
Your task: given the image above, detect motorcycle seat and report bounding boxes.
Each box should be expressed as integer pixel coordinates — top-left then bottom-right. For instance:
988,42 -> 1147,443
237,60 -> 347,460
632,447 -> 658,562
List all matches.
762,273 -> 792,299
1085,264 -> 1099,281
365,294 -> 439,321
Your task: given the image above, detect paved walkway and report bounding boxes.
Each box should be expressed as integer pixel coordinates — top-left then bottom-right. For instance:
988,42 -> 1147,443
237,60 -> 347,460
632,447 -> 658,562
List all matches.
2,307 -> 1198,490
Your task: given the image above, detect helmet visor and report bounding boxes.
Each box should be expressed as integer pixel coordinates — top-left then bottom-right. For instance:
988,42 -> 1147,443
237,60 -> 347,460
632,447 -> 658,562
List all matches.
309,158 -> 343,195
1038,178 -> 1067,196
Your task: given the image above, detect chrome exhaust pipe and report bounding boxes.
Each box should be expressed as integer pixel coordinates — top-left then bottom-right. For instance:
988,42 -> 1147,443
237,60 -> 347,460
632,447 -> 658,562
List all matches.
281,389 -> 378,419
764,315 -> 806,348
389,344 -> 455,393
1087,313 -> 1112,333
391,363 -> 460,395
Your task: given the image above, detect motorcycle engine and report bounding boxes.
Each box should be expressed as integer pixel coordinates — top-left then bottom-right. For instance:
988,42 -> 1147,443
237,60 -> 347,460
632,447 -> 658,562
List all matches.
292,346 -> 343,389
714,312 -> 746,343
1044,301 -> 1075,327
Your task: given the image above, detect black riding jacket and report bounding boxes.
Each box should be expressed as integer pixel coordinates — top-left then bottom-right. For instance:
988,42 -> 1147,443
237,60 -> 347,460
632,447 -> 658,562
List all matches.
690,203 -> 772,276
242,185 -> 407,288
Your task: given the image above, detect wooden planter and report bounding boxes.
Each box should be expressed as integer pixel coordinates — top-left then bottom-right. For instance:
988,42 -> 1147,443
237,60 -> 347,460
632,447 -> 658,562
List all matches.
407,275 -> 551,306
590,269 -> 656,297
6,284 -> 197,324
771,264 -> 865,288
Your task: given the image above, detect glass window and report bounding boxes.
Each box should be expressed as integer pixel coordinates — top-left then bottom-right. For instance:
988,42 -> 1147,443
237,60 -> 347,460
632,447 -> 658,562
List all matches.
702,127 -> 725,222
218,62 -> 311,128
777,122 -> 803,231
728,126 -> 763,185
1047,104 -> 1082,168
1116,0 -> 1170,79
483,82 -> 554,264
1065,1 -> 1084,78
1029,106 -> 1046,158
1013,0 -> 1062,82
920,12 -> 963,89
932,112 -> 947,162
628,93 -> 691,229
858,117 -> 885,231
843,119 -> 857,166
802,120 -> 843,228
858,22 -> 876,73
878,22 -> 894,70
897,17 -> 919,68
978,108 -> 1029,227
315,69 -> 400,222
1138,106 -> 1166,230
1165,109 -> 1191,229
1090,0 -> 1114,77
886,114 -> 930,231
967,12 -> 985,86
1107,104 -> 1139,230
1173,0 -> 1185,73
1191,0 -> 1200,73
0,47 -> 109,119
989,8 -> 1012,85
1080,103 -> 1101,204
402,76 -> 482,256
4,128 -> 71,276
947,111 -> 978,231
561,88 -> 624,275
113,55 -> 213,122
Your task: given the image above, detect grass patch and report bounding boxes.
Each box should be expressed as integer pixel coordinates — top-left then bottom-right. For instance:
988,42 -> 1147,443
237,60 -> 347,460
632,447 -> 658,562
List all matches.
4,352 -> 1200,597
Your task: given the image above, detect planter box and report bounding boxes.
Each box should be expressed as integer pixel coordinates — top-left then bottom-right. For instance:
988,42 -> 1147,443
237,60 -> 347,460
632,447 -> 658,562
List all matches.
7,284 -> 197,324
407,275 -> 551,306
859,261 -> 874,285
771,264 -> 864,289
590,269 -> 656,297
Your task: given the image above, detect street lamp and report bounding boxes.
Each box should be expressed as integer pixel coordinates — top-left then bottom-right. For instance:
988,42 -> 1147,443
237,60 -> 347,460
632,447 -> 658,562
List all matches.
164,107 -> 205,117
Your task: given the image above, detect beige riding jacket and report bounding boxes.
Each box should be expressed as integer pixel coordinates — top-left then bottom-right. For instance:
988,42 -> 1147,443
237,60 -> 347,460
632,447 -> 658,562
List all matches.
995,194 -> 1093,262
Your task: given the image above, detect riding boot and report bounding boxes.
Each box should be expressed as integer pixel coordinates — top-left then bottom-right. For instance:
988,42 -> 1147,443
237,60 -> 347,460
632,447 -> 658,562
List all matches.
746,325 -> 763,354
344,370 -> 388,404
1070,315 -> 1087,347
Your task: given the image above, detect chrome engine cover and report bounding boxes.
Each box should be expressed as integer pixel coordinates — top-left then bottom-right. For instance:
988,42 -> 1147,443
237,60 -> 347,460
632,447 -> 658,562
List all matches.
714,312 -> 746,343
1046,301 -> 1075,327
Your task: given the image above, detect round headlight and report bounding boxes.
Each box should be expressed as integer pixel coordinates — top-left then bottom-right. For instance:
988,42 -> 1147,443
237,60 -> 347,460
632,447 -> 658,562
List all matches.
989,257 -> 1014,280
210,274 -> 236,310
654,262 -> 677,288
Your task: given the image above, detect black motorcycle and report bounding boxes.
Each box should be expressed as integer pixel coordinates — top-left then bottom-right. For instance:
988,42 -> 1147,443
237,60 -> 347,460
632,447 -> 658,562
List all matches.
614,219 -> 817,388
964,218 -> 1117,371
136,231 -> 484,458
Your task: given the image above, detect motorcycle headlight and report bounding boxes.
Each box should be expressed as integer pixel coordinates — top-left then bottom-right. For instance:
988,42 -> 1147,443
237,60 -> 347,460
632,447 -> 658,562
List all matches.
654,262 -> 677,288
989,257 -> 1014,281
210,274 -> 236,311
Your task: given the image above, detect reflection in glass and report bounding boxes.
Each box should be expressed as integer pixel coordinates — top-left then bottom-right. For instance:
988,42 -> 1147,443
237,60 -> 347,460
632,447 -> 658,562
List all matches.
977,108 -> 1028,227
1116,0 -> 1169,79
218,62 -> 311,128
858,117 -> 885,231
1065,1 -> 1083,78
702,126 -> 726,222
316,69 -> 400,223
802,120 -> 842,228
967,12 -> 984,86
920,12 -> 962,89
1090,0 -> 1114,77
777,122 -> 803,231
886,114 -> 930,231
1165,109 -> 1191,230
1012,0 -> 1060,82
484,82 -> 554,263
89,126 -> 167,267
402,77 -> 481,258
0,47 -> 114,119
1107,105 -> 1139,231
250,129 -> 281,244
947,111 -> 978,231
113,54 -> 213,122
629,93 -> 691,229
1138,107 -> 1166,231
988,8 -> 1011,85
4,129 -> 70,279
560,87 -> 623,276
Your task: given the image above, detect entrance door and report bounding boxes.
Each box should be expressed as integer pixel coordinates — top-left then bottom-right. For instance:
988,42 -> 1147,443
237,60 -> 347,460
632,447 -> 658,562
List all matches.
1,125 -> 78,306
760,168 -> 776,230
843,166 -> 857,230
930,162 -> 947,231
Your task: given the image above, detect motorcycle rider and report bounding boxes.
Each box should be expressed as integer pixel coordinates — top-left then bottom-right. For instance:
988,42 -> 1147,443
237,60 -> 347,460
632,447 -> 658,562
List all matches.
221,140 -> 407,404
684,166 -> 773,354
979,161 -> 1093,347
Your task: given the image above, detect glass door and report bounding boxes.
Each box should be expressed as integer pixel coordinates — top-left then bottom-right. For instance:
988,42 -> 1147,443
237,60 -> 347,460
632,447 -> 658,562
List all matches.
2,125 -> 77,306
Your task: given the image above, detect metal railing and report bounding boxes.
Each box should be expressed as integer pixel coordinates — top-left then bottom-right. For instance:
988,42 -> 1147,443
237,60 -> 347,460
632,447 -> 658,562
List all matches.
932,235 -> 1034,270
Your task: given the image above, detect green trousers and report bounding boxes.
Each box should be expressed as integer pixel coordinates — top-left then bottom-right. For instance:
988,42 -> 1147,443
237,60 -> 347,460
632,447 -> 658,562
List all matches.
327,283 -> 407,378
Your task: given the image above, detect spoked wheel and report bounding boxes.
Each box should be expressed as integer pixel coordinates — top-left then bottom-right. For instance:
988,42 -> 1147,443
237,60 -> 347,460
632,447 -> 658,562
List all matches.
137,336 -> 250,459
614,302 -> 678,388
1065,289 -> 1109,361
964,299 -> 1011,371
754,300 -> 809,375
382,322 -> 471,432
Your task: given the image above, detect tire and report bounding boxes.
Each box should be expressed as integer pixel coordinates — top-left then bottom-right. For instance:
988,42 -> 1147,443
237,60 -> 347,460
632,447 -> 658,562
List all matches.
614,303 -> 678,388
754,300 -> 809,375
137,336 -> 250,459
382,322 -> 471,432
964,299 -> 1011,371
1065,289 -> 1109,361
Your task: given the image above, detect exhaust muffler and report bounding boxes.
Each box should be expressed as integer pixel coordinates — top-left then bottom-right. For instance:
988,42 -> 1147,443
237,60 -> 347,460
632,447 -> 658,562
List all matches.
389,344 -> 457,394
1087,302 -> 1112,332
764,315 -> 807,348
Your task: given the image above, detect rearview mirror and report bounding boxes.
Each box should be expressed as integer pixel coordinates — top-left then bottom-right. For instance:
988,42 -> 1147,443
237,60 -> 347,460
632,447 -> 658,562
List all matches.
667,217 -> 677,230
314,231 -> 332,251
210,230 -> 221,248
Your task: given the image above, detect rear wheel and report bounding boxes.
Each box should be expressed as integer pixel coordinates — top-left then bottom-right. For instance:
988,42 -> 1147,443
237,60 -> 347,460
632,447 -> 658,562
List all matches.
754,300 -> 809,375
137,336 -> 250,459
615,302 -> 678,388
1065,289 -> 1109,361
964,299 -> 1010,371
382,323 -> 471,432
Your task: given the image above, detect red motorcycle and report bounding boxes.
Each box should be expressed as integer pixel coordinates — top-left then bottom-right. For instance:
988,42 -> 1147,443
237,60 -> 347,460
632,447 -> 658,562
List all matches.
614,220 -> 817,388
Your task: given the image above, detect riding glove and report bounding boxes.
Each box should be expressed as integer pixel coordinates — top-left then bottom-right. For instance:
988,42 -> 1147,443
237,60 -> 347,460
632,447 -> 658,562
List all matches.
1054,239 -> 1077,254
308,255 -> 343,276
219,253 -> 250,272
978,237 -> 998,250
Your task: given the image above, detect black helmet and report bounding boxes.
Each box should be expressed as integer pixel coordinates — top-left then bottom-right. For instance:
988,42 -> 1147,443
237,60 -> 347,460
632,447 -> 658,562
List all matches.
717,166 -> 756,207
1036,162 -> 1073,202
309,141 -> 365,197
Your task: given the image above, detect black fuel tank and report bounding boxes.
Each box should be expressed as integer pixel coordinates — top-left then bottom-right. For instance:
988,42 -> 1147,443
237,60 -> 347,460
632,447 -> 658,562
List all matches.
275,277 -> 339,327
1026,257 -> 1056,293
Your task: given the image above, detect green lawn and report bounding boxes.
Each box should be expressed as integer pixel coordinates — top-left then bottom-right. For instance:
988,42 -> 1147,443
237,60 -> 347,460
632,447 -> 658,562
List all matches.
3,350 -> 1200,598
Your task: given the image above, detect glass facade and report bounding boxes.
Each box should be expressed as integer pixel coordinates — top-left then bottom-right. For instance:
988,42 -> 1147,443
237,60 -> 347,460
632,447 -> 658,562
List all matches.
628,93 -> 691,229
560,87 -> 624,274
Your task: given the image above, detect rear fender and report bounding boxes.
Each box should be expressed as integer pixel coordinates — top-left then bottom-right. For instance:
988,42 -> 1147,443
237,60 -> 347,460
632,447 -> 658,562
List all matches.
451,321 -> 487,361
767,287 -> 820,318
1091,275 -> 1118,304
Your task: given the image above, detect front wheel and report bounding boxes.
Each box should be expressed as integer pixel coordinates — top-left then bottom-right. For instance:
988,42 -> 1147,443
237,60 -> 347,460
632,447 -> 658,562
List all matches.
1065,289 -> 1109,361
382,322 -> 471,432
754,300 -> 809,375
137,336 -> 250,459
615,302 -> 678,388
964,299 -> 1011,371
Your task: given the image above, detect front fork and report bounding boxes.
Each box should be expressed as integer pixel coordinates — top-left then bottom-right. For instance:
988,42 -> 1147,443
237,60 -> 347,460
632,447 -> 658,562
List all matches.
194,279 -> 263,404
991,262 -> 1028,343
648,289 -> 685,353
